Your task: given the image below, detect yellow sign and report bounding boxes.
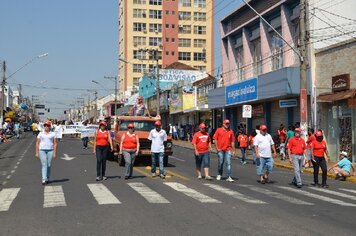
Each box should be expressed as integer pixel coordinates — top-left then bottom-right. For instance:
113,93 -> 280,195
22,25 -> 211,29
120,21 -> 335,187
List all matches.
183,93 -> 194,111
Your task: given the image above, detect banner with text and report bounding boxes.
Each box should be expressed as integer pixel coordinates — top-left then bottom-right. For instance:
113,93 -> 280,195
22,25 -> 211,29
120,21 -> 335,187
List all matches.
226,78 -> 258,105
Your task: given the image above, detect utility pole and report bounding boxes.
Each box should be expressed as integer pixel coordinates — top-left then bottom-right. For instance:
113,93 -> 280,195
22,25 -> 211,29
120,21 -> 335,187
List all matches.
1,61 -> 5,125
104,76 -> 118,116
94,91 -> 98,122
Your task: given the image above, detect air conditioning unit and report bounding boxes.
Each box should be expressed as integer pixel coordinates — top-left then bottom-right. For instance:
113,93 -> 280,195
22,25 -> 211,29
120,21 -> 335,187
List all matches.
155,29 -> 159,34
179,24 -> 183,28
134,43 -> 138,47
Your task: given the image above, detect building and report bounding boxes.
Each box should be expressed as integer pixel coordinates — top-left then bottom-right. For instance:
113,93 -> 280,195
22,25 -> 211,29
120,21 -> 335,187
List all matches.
118,0 -> 214,98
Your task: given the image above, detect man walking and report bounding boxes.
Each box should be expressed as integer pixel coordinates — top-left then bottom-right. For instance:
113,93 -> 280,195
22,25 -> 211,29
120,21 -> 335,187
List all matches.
287,128 -> 307,188
254,125 -> 277,184
148,120 -> 167,179
213,119 -> 236,182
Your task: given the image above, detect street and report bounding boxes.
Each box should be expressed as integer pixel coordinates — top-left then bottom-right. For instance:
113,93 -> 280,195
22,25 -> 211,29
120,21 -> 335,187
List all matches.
0,134 -> 356,236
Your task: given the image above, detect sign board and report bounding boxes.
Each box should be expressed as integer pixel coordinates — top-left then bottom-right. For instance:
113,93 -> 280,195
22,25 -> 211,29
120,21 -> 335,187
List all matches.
252,104 -> 264,118
226,78 -> 258,105
332,74 -> 350,92
62,125 -> 84,134
35,104 -> 45,109
279,99 -> 298,108
80,125 -> 99,138
242,105 -> 252,118
159,69 -> 207,83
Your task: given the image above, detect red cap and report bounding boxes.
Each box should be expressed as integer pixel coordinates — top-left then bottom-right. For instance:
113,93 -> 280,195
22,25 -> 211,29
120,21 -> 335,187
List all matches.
295,128 -> 301,132
154,120 -> 161,126
44,121 -> 52,127
223,119 -> 230,124
260,125 -> 267,131
99,121 -> 107,126
315,131 -> 323,137
199,123 -> 206,129
138,96 -> 143,101
127,123 -> 134,128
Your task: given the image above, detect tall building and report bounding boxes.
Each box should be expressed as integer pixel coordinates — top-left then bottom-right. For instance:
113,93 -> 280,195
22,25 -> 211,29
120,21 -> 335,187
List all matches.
118,0 -> 214,97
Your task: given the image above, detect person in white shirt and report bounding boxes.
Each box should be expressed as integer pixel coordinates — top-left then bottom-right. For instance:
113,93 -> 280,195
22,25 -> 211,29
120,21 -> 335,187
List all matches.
148,120 -> 167,179
254,125 -> 277,184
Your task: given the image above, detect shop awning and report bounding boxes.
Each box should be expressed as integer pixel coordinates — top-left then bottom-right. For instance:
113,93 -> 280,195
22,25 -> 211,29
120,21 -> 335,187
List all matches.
317,89 -> 356,102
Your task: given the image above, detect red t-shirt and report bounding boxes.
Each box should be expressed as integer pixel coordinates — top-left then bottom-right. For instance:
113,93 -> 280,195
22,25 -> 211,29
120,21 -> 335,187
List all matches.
238,134 -> 248,148
192,131 -> 211,154
311,140 -> 327,157
249,135 -> 254,146
96,130 -> 109,146
122,133 -> 138,150
306,134 -> 316,149
213,127 -> 235,151
286,137 -> 306,155
278,129 -> 287,142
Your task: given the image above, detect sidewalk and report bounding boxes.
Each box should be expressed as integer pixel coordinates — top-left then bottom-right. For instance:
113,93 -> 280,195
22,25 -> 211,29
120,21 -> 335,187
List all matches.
172,139 -> 356,183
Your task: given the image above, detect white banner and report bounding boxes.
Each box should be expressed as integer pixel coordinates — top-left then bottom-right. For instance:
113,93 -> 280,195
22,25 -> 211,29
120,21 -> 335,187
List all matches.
80,125 -> 99,138
62,125 -> 84,135
159,69 -> 207,83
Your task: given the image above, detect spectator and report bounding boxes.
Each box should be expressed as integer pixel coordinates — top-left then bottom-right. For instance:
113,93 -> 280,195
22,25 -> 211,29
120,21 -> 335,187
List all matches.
329,151 -> 356,181
237,130 -> 248,165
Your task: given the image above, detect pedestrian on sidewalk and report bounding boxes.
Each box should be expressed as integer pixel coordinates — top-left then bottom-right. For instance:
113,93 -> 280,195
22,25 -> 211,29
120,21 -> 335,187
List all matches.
329,151 -> 356,181
93,121 -> 113,181
237,130 -> 248,165
213,119 -> 236,182
249,130 -> 257,164
14,122 -> 20,139
35,121 -> 58,185
192,123 -> 213,180
278,124 -> 287,160
305,128 -> 316,168
311,130 -> 330,188
287,128 -> 307,188
254,125 -> 277,184
148,120 -> 167,179
119,123 -> 140,180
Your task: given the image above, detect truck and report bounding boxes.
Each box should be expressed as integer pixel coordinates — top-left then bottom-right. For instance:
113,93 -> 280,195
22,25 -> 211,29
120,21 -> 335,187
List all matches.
113,116 -> 173,167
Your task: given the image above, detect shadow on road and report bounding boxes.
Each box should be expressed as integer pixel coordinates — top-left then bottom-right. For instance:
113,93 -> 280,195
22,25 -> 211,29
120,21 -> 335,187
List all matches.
49,178 -> 70,184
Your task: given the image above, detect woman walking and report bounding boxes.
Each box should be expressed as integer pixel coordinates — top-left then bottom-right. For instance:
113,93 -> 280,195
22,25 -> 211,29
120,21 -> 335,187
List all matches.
311,130 -> 330,188
119,123 -> 140,179
35,121 -> 58,185
93,121 -> 113,181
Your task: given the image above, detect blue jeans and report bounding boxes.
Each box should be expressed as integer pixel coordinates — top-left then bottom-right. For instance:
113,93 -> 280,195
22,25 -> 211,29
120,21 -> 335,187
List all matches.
217,151 -> 232,177
240,147 -> 246,162
151,152 -> 164,175
251,145 -> 256,162
195,152 -> 210,169
292,154 -> 303,185
82,137 -> 88,148
39,149 -> 54,181
256,157 -> 273,176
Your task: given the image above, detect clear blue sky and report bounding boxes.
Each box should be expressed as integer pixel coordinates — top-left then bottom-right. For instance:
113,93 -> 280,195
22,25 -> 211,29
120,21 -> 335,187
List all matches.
0,0 -> 242,119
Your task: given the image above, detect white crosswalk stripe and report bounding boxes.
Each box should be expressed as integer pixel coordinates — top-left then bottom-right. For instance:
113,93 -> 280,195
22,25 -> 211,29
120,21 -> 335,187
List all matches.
128,183 -> 170,203
276,186 -> 356,207
339,188 -> 356,195
308,187 -> 356,201
164,182 -> 221,203
44,186 -> 67,208
239,185 -> 314,205
87,184 -> 121,205
205,184 -> 266,204
0,188 -> 20,211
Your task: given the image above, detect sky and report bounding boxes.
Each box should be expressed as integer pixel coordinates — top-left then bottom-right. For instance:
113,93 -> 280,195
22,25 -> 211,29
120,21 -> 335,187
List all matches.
0,0 -> 243,119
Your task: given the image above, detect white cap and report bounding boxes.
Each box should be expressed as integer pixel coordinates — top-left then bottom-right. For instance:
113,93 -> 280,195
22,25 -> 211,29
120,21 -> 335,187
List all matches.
340,151 -> 348,156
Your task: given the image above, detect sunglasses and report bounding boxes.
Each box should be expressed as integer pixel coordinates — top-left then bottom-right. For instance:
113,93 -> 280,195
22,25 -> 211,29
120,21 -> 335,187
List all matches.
128,127 -> 134,129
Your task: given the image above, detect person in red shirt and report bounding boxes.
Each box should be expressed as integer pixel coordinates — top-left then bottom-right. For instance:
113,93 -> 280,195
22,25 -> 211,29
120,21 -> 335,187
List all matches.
249,130 -> 258,164
287,128 -> 307,188
237,130 -> 248,165
213,119 -> 236,182
119,123 -> 140,180
93,121 -> 113,181
311,130 -> 330,188
278,124 -> 287,160
192,123 -> 213,180
305,128 -> 316,168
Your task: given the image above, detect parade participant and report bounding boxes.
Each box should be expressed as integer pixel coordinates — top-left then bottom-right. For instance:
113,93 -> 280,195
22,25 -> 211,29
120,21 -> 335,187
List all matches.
249,130 -> 257,164
287,128 -> 307,188
311,130 -> 330,188
329,151 -> 356,181
93,121 -> 113,181
35,121 -> 57,185
305,128 -> 316,168
31,121 -> 38,135
213,119 -> 236,182
119,123 -> 140,180
237,130 -> 248,165
129,96 -> 150,117
254,125 -> 277,184
14,122 -> 20,139
148,120 -> 167,179
192,123 -> 213,180
278,124 -> 287,160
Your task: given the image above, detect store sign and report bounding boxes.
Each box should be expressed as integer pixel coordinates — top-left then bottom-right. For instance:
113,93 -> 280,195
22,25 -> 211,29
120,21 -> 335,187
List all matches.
35,104 -> 45,109
279,99 -> 297,108
242,105 -> 252,118
332,74 -> 350,92
159,69 -> 207,83
252,104 -> 264,118
225,78 -> 258,105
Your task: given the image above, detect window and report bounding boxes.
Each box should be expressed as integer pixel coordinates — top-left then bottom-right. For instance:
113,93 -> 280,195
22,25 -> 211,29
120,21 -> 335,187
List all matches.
133,50 -> 146,60
171,51 -> 175,56
149,37 -> 162,46
149,23 -> 162,33
193,39 -> 206,48
134,0 -> 146,4
194,12 -> 206,21
166,24 -> 170,28
171,38 -> 175,42
178,38 -> 191,47
194,0 -> 206,7
194,26 -> 206,34
165,51 -> 169,55
165,37 -> 169,42
194,52 -> 206,61
149,10 -> 162,19
166,10 -> 169,14
235,46 -> 244,80
179,0 -> 191,7
271,29 -> 283,70
252,39 -> 262,76
133,64 -> 146,73
149,0 -> 162,5
133,77 -> 140,87
133,9 -> 146,18
179,11 -> 191,20
194,65 -> 206,71
133,36 -> 146,46
172,11 -> 175,15
178,52 -> 191,61
171,24 -> 175,28
148,51 -> 162,60
133,23 -> 146,32
178,25 -> 191,34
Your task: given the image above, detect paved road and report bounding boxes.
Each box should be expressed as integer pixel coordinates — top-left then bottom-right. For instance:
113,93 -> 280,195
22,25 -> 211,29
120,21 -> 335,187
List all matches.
0,135 -> 356,236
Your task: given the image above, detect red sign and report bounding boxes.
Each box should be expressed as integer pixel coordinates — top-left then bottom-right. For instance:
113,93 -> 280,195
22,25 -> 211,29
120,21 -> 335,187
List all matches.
300,89 -> 307,123
332,74 -> 350,92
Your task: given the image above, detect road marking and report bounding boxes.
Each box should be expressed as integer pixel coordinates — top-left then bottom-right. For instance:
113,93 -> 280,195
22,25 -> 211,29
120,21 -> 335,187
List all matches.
14,166 -> 18,169
6,175 -> 11,180
128,183 -> 170,203
61,154 -> 75,161
87,184 -> 121,205
16,162 -> 20,165
133,167 -> 152,178
339,188 -> 356,195
44,186 -> 67,208
10,170 -> 15,174
308,187 -> 356,201
276,186 -> 356,207
165,170 -> 189,181
164,182 -> 221,203
0,188 -> 20,211
240,184 -> 313,205
205,184 -> 266,204
170,156 -> 185,162
2,181 -> 7,186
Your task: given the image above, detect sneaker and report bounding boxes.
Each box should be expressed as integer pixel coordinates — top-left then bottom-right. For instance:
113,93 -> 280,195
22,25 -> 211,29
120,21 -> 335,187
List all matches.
339,176 -> 346,181
95,177 -> 101,181
335,175 -> 341,180
159,174 -> 166,179
311,183 -> 319,187
216,175 -> 221,180
205,176 -> 213,180
197,175 -> 202,179
241,161 -> 247,165
226,177 -> 234,182
124,176 -> 129,180
102,176 -> 108,180
151,173 -> 156,177
297,185 -> 302,189
42,180 -> 46,186
321,184 -> 329,188
83,147 -> 85,149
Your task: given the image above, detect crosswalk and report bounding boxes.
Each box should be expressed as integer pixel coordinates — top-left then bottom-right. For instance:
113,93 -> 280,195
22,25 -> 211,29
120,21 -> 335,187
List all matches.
1,182 -> 356,212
